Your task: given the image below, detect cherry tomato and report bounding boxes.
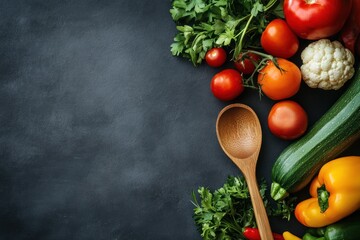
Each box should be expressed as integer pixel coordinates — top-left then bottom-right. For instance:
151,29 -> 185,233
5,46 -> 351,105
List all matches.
205,47 -> 227,67
257,58 -> 301,100
261,19 -> 299,59
234,52 -> 261,75
210,69 -> 244,101
284,0 -> 352,40
268,100 -> 308,140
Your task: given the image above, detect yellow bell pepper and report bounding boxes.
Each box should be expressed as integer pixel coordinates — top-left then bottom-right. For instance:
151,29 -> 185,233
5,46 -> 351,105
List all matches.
295,156 -> 360,227
283,231 -> 301,240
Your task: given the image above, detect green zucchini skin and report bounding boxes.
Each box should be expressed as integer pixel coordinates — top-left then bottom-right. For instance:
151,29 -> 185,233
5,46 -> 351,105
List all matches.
303,213 -> 360,240
271,68 -> 360,201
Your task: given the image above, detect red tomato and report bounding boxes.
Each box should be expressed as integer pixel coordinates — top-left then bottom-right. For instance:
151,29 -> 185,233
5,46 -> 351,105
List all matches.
205,47 -> 227,67
257,58 -> 301,100
268,100 -> 308,140
210,69 -> 244,101
261,19 -> 299,58
284,0 -> 352,40
234,52 -> 261,75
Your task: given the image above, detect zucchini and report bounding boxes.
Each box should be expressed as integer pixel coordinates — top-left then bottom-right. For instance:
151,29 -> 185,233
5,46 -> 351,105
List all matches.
303,212 -> 360,240
271,67 -> 360,200
323,213 -> 360,240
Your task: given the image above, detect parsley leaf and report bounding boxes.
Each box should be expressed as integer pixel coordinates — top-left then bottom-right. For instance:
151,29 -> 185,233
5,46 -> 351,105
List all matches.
191,176 -> 295,240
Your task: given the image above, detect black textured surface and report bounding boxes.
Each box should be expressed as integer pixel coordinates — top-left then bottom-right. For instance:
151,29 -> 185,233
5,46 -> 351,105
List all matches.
0,1 -> 359,239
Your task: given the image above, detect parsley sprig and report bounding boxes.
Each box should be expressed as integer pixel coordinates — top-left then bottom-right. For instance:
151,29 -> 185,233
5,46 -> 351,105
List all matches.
170,0 -> 283,66
191,176 -> 295,240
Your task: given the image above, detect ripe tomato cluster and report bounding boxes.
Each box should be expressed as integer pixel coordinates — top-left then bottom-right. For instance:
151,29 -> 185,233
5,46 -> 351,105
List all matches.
208,51 -> 263,101
208,17 -> 301,102
206,19 -> 306,140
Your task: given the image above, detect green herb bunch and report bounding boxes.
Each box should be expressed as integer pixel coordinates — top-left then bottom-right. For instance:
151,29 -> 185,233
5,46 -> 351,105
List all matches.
191,176 -> 295,240
170,0 -> 283,65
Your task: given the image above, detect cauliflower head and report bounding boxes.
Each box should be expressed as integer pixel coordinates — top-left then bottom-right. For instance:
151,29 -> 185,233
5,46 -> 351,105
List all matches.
300,39 -> 355,90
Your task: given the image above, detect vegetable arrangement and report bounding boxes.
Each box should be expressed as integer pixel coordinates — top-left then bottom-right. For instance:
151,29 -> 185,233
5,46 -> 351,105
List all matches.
271,69 -> 360,200
170,0 -> 360,238
170,0 -> 356,101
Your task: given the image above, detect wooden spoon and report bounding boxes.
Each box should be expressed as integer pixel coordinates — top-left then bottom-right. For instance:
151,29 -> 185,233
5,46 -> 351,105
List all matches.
216,103 -> 274,240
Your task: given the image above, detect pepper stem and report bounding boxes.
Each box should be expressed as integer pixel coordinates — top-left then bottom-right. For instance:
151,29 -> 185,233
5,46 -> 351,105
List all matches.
317,185 -> 330,213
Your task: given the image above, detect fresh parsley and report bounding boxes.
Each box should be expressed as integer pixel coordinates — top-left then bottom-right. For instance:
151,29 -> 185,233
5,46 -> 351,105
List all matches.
170,0 -> 284,65
191,176 -> 295,240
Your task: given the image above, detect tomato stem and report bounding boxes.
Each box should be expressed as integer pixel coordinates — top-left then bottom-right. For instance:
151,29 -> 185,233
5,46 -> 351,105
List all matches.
247,50 -> 275,61
241,50 -> 277,90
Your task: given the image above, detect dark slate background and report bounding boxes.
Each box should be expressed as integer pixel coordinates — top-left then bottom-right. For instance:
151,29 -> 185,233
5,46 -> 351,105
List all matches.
0,0 -> 359,239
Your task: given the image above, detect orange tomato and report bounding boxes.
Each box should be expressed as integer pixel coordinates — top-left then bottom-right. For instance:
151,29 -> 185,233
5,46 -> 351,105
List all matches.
257,58 -> 301,100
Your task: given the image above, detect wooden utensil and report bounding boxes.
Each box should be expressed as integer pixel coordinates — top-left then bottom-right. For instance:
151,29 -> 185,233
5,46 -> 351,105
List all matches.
216,103 -> 274,240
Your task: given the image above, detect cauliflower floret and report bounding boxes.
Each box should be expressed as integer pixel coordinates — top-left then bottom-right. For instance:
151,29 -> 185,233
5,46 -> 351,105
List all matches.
300,39 -> 355,90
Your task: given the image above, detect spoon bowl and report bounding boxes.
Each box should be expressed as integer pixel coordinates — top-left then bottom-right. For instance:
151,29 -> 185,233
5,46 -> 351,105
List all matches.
216,103 -> 274,240
216,105 -> 261,160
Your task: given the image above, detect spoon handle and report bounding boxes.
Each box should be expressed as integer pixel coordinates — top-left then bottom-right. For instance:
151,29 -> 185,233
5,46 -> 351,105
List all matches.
246,172 -> 274,240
